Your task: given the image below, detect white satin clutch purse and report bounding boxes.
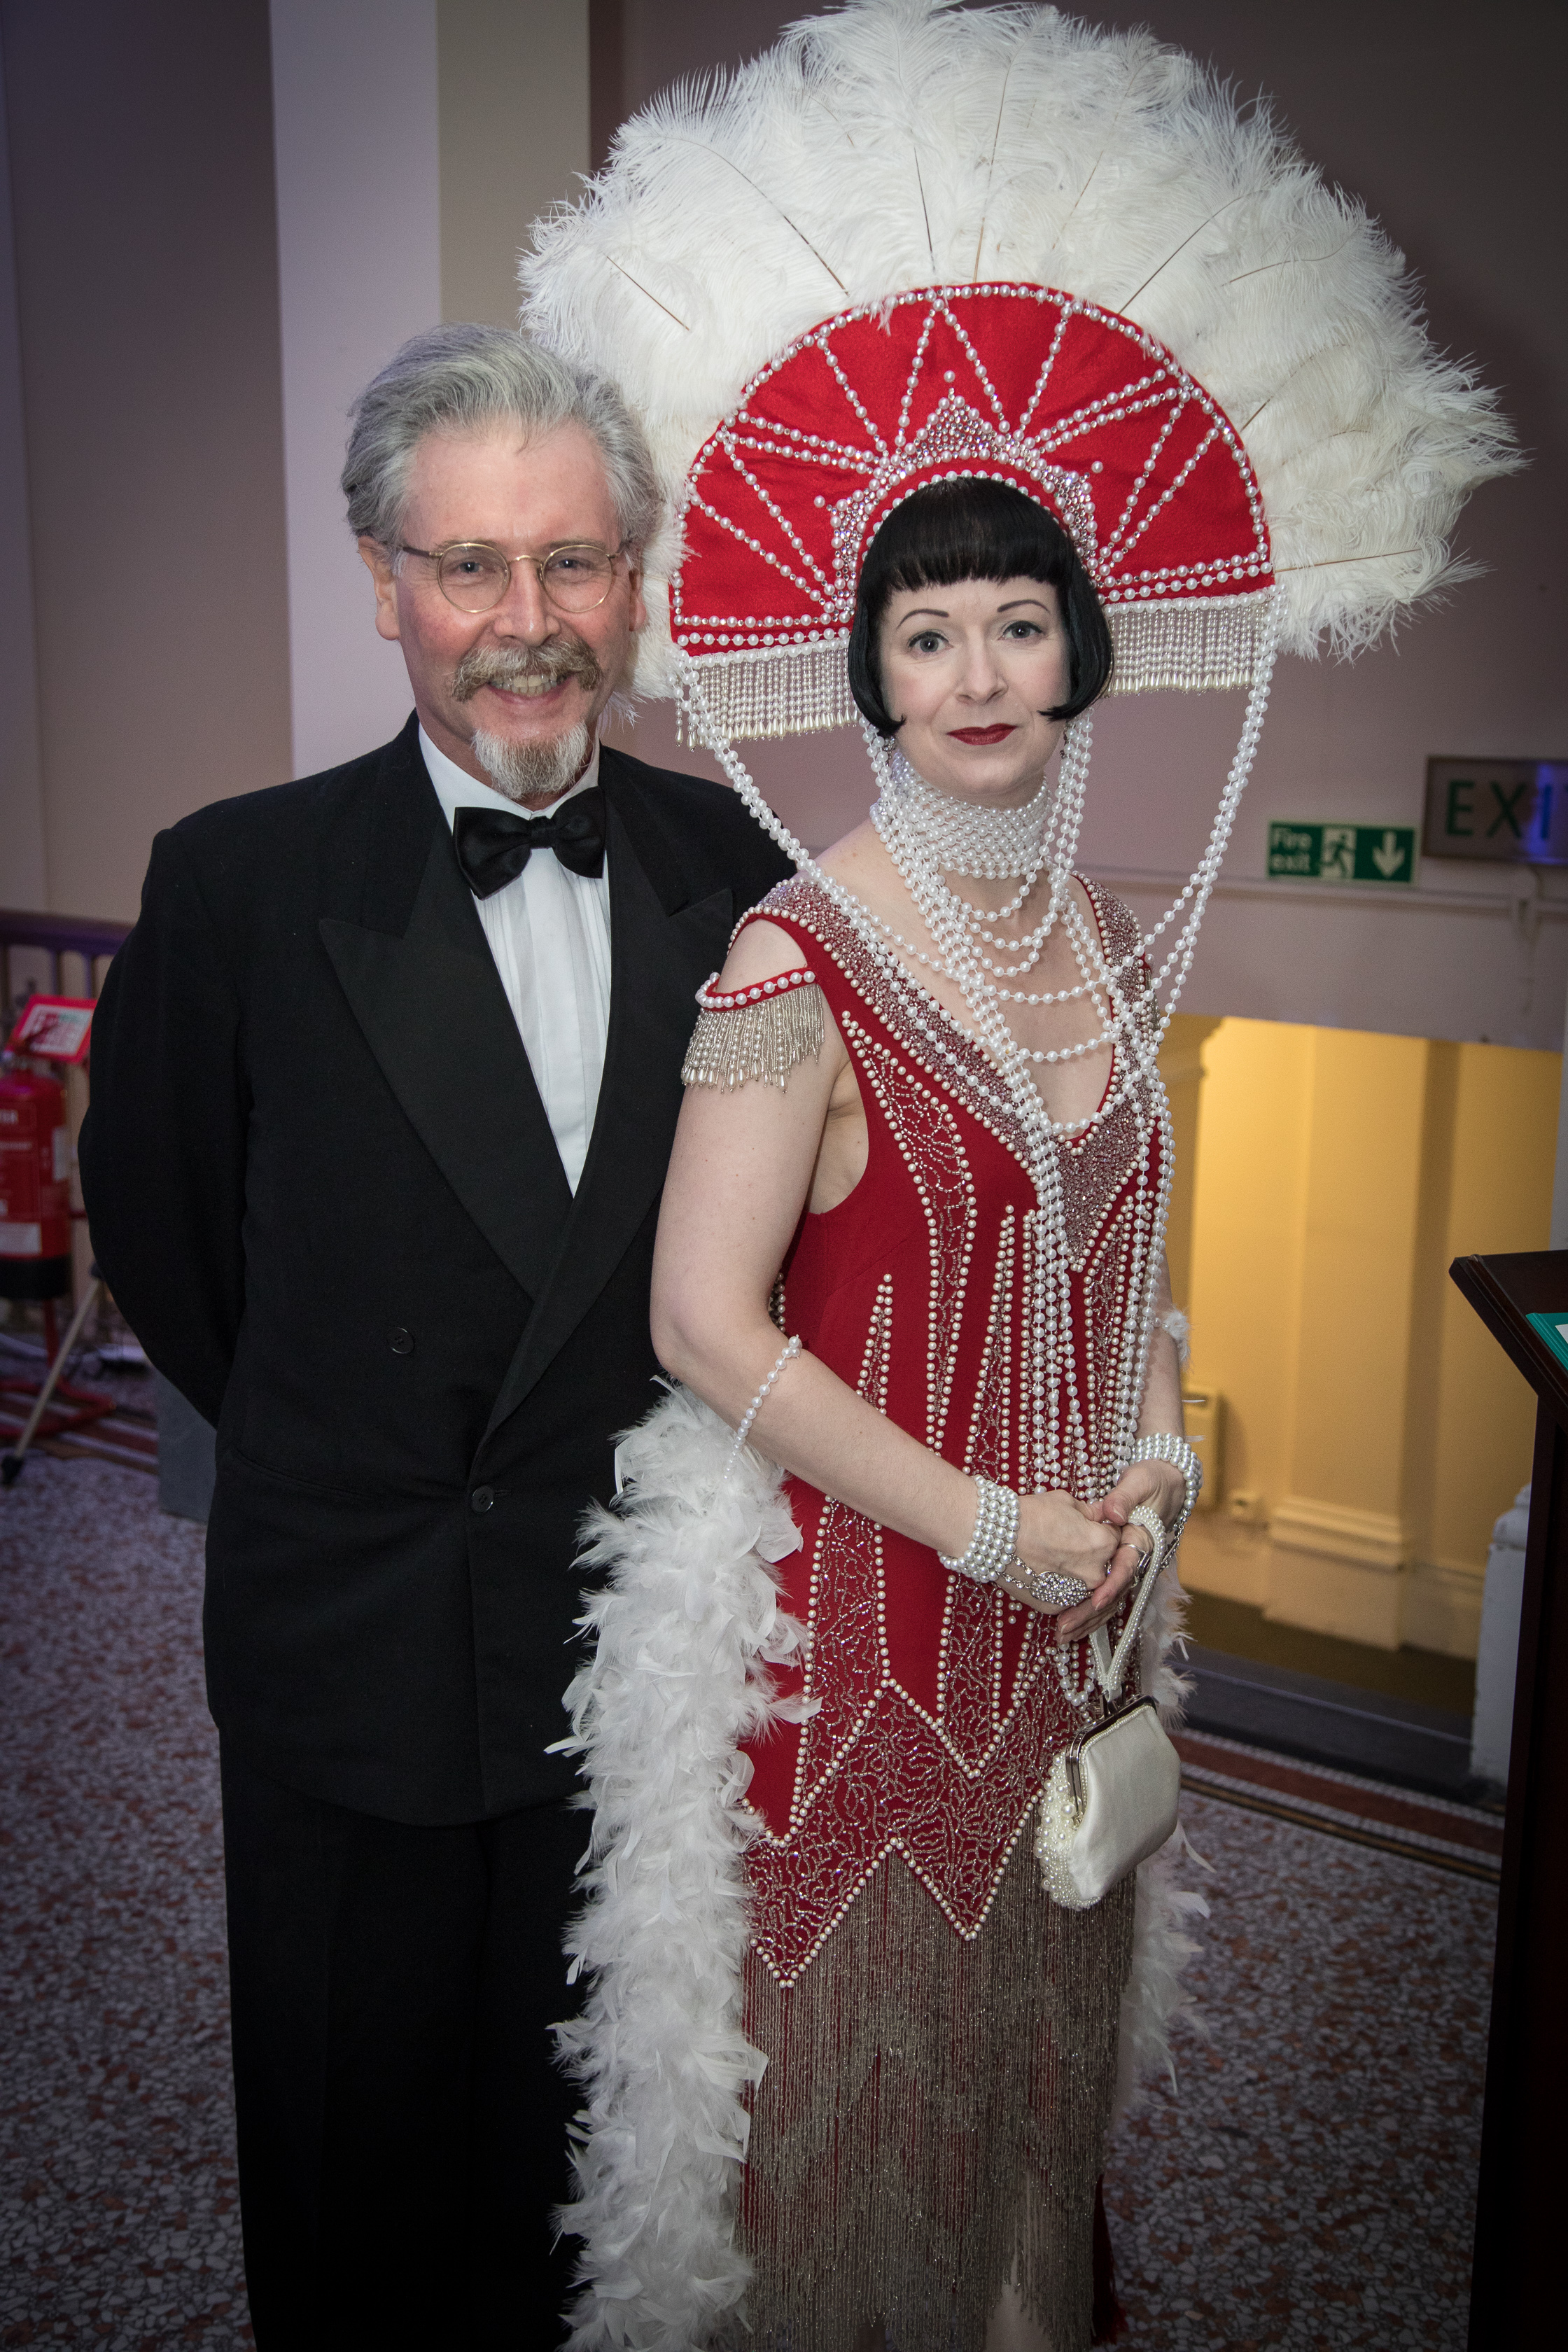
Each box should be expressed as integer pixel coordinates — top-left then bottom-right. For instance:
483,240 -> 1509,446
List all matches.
1035,1504 -> 1182,1910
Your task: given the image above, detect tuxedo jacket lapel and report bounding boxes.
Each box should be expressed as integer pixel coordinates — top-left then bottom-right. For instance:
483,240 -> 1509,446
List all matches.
481,764 -> 735,1440
320,733 -> 572,1308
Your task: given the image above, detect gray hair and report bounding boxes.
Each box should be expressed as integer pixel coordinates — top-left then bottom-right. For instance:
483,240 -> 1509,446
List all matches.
342,322 -> 661,554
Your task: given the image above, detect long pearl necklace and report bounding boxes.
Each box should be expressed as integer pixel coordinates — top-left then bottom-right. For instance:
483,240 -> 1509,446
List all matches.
673,587 -> 1282,1522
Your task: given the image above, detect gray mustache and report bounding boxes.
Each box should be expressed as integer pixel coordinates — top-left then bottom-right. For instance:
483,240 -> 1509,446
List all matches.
451,640 -> 601,701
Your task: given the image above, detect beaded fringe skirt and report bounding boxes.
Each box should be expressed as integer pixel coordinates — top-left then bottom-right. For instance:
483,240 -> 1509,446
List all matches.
726,1830 -> 1136,2351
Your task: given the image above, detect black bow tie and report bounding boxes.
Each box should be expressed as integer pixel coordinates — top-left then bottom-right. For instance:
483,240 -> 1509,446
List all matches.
452,789 -> 606,897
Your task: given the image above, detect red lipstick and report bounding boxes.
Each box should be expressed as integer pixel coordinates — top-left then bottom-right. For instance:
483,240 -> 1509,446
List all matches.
948,724 -> 1016,746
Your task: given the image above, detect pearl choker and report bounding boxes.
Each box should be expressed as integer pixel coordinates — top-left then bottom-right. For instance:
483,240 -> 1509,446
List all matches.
877,752 -> 1056,878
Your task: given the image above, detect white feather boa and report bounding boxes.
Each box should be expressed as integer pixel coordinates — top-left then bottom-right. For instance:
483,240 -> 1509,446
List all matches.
552,1385 -> 808,2348
553,1383 -> 1206,2348
1114,1543 -> 1211,2126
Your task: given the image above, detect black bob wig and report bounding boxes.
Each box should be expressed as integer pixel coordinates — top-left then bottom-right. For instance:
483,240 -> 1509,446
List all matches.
846,477 -> 1113,737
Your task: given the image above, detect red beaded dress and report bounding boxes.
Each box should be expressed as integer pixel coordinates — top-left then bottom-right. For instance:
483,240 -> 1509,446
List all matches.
722,872 -> 1170,2351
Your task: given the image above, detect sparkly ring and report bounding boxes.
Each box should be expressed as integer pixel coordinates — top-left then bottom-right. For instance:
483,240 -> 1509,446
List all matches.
1002,1563 -> 1093,1613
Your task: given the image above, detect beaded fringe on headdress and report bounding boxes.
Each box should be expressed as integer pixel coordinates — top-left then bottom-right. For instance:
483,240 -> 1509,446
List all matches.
682,985 -> 825,1091
1106,592 -> 1276,699
673,594 -> 1275,745
673,642 -> 858,745
552,1382 -> 1207,2351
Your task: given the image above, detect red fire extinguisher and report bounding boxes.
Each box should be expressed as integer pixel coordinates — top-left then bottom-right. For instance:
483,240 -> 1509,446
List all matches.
0,1066 -> 73,1300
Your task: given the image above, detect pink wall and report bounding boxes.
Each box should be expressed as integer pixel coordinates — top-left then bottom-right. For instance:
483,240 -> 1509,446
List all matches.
0,0 -> 292,923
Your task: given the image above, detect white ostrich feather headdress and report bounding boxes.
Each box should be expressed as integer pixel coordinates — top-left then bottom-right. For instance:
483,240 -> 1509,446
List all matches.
523,0 -> 1514,738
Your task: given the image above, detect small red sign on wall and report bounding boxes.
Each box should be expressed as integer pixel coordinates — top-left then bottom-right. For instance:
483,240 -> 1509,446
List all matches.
6,995 -> 96,1064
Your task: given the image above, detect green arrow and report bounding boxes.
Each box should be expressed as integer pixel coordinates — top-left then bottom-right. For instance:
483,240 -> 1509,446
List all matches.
1371,830 -> 1407,878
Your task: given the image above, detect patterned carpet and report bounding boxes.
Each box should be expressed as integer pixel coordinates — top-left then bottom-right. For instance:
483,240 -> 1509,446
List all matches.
1102,1790 -> 1494,2351
0,1457 -> 1496,2350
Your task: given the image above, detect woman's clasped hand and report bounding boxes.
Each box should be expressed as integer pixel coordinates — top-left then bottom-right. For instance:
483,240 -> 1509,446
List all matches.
1010,1455 -> 1186,1642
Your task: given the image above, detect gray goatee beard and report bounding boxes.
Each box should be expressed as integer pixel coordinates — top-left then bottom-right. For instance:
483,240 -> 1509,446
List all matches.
453,637 -> 601,808
471,720 -> 592,808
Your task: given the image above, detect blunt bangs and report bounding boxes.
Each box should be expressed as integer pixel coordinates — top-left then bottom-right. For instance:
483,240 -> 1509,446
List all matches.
847,478 -> 1113,735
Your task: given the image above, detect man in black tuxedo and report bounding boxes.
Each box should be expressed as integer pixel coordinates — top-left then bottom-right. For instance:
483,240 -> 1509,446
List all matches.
80,324 -> 790,2349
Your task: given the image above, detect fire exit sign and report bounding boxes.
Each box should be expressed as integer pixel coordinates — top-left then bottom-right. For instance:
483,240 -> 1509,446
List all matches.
1266,820 -> 1418,886
1424,757 -> 1568,864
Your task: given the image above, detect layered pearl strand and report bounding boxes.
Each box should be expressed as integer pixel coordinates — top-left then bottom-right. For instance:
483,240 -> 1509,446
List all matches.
870,737 -> 1124,1086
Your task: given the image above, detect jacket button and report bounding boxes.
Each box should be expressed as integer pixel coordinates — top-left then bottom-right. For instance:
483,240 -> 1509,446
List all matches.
388,1327 -> 414,1355
470,1485 -> 495,1514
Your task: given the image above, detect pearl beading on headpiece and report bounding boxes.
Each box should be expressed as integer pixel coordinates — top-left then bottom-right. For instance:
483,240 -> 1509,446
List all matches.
668,284 -> 1278,746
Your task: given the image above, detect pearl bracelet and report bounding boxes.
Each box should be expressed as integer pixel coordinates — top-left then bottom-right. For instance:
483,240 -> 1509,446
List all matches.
938,1475 -> 1018,1586
1121,1431 -> 1203,1544
726,1334 -> 803,1471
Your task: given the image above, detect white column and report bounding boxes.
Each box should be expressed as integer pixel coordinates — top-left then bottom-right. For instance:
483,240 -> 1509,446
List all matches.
269,0 -> 442,779
438,0 -> 589,331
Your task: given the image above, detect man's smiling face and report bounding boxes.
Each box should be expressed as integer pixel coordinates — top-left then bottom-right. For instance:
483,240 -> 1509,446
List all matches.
360,418 -> 647,803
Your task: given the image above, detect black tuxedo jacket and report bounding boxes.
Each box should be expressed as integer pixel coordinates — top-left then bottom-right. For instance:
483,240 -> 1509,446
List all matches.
80,717 -> 791,1823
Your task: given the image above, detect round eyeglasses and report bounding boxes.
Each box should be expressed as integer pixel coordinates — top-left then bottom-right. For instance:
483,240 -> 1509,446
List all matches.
398,539 -> 625,616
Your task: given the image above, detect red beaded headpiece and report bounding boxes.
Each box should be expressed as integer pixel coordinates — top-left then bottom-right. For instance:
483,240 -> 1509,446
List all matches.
670,284 -> 1274,741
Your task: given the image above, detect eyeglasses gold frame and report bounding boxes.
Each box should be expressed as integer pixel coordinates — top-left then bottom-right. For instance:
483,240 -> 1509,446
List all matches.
396,538 -> 628,615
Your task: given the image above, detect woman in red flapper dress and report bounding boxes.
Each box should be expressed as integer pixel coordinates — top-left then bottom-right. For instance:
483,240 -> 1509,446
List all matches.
650,479 -> 1191,2351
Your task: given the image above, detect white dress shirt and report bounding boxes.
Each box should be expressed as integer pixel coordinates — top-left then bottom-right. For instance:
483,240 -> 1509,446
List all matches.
421,727 -> 612,1194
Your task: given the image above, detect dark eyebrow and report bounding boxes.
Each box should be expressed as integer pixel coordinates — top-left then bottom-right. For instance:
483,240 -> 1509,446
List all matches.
897,594 -> 1052,622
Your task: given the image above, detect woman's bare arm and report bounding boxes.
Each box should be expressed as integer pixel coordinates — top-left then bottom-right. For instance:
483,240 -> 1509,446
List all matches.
1072,1254 -> 1188,1630
652,922 -> 1130,1620
1139,1254 -> 1186,1441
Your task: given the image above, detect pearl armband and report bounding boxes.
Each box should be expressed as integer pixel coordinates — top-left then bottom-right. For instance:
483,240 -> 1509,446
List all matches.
683,968 -> 825,1093
1121,1432 -> 1203,1544
696,966 -> 816,1010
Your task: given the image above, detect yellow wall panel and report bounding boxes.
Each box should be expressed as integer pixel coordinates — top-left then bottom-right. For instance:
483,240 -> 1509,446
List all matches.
1291,1030 -> 1428,1519
1183,1018 -> 1315,1509
1170,1011 -> 1561,1658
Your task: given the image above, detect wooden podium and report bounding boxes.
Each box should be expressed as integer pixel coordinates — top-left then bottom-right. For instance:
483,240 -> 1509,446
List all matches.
1448,1250 -> 1568,2346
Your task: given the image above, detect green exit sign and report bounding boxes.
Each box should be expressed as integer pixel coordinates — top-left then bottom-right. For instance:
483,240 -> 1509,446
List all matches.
1266,821 -> 1418,886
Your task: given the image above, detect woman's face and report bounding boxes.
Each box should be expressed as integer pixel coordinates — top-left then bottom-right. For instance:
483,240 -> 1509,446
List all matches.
876,575 -> 1072,807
